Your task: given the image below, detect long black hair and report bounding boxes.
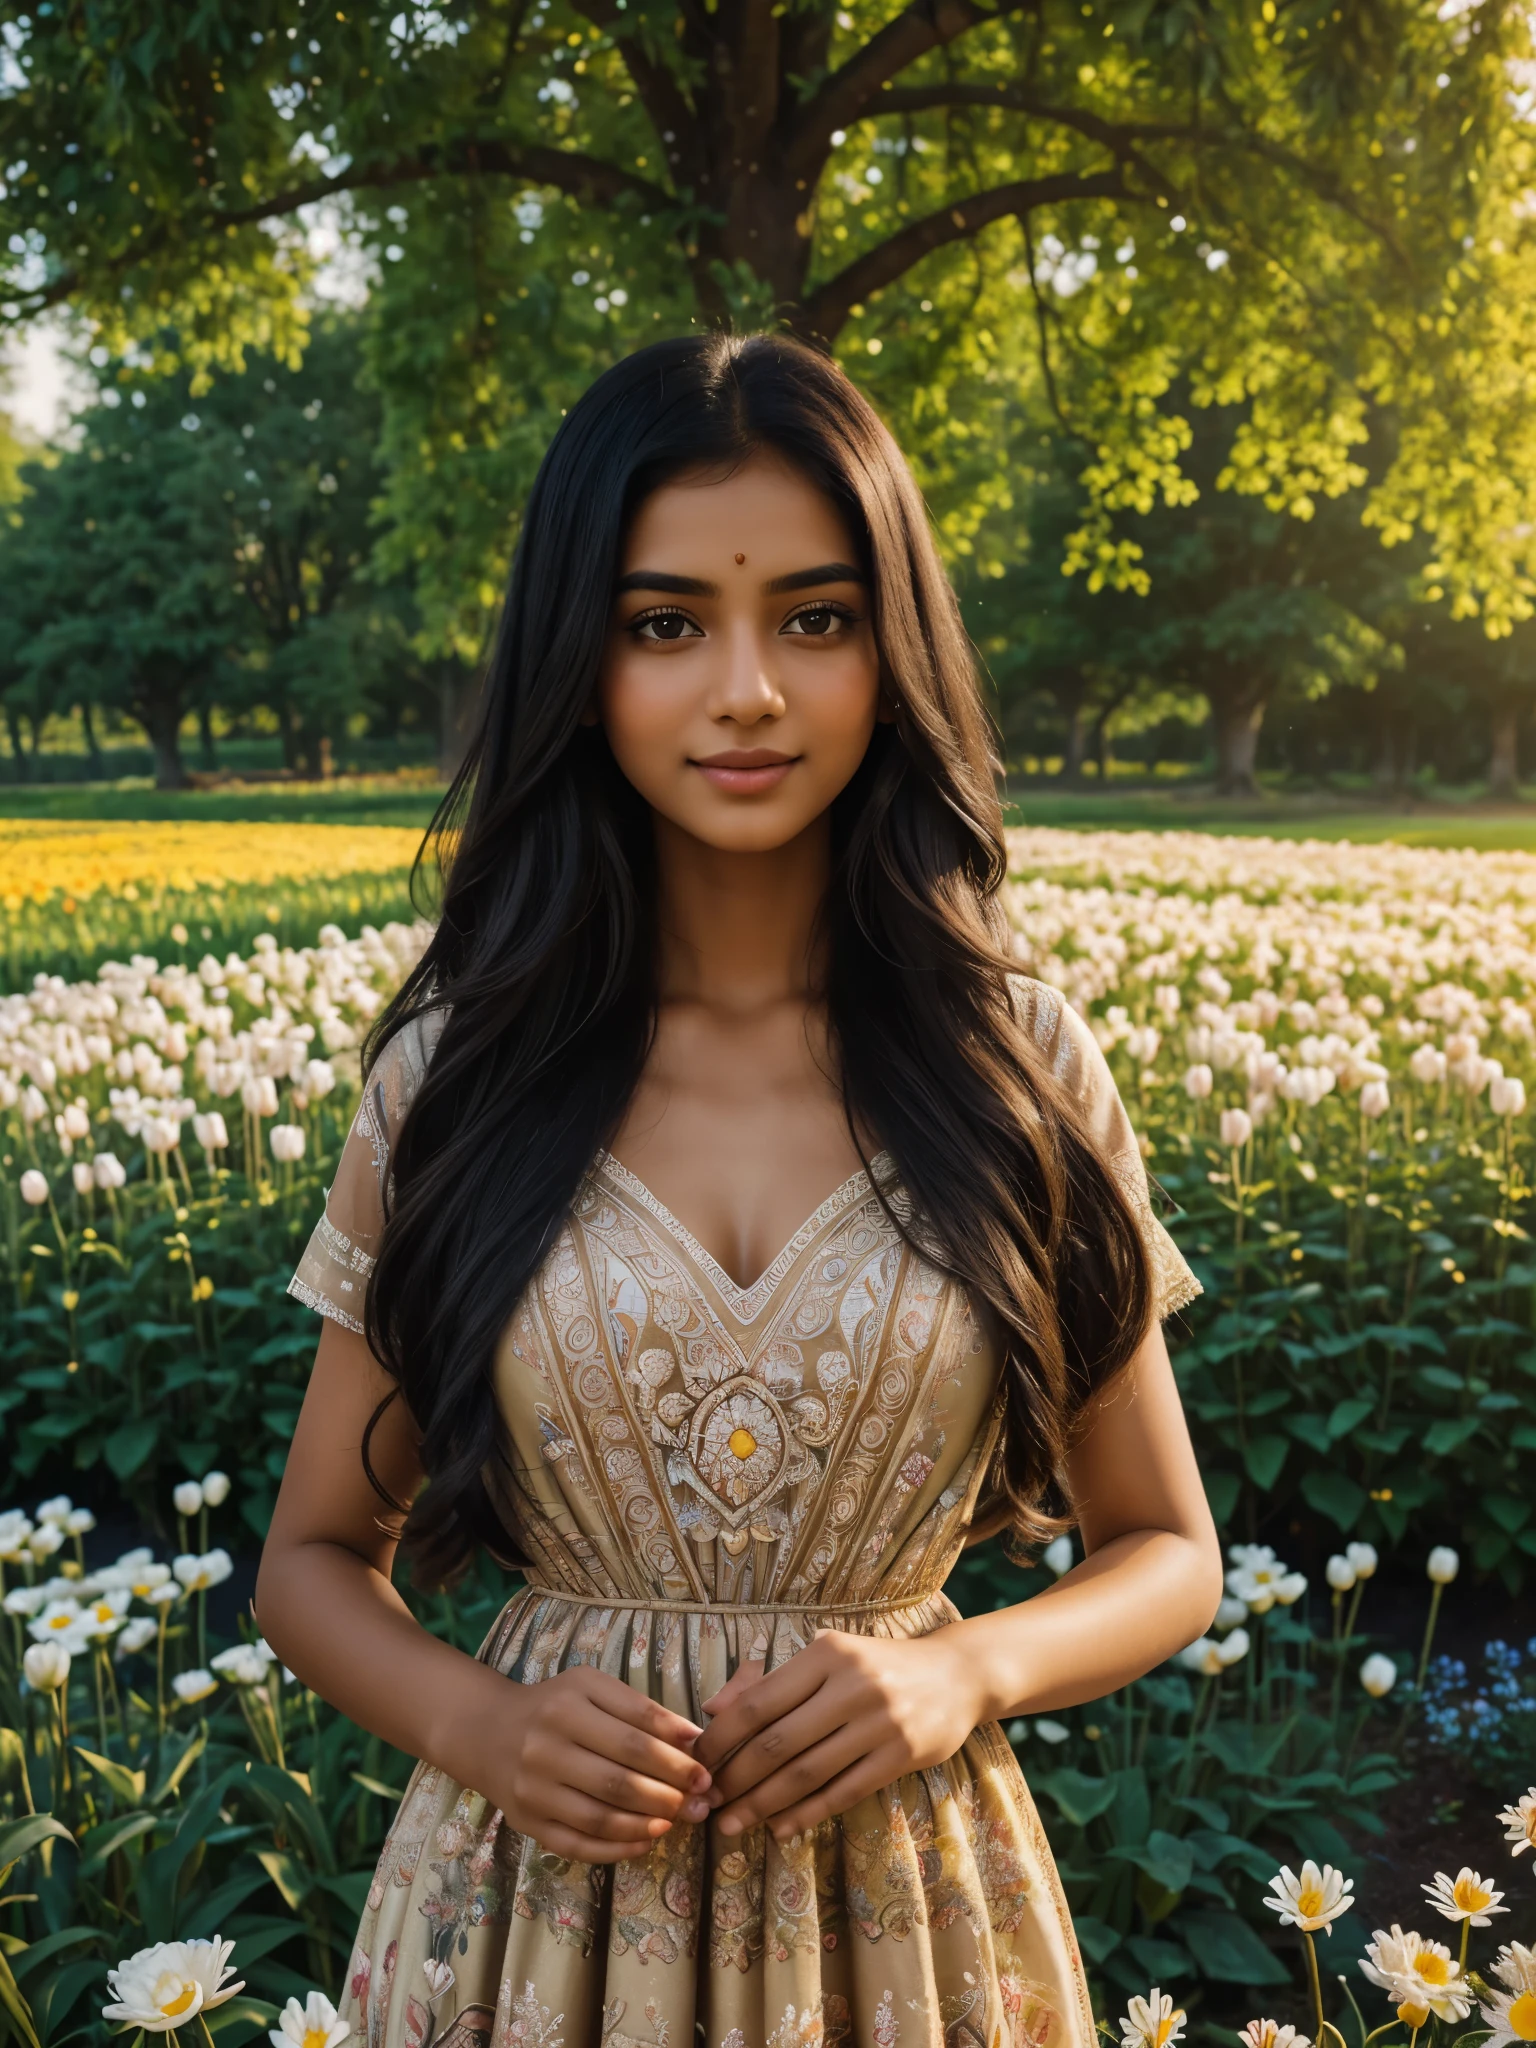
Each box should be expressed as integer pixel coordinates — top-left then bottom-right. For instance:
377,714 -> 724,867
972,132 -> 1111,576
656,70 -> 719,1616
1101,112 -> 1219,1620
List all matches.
360,331 -> 1151,1588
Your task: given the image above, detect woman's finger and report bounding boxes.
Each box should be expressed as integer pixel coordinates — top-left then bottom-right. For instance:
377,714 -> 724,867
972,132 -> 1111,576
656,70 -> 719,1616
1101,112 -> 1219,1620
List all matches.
537,1779 -> 680,1845
699,1657 -> 766,1720
713,1722 -> 867,1835
566,1701 -> 713,1796
693,1651 -> 827,1771
761,1750 -> 904,1842
534,1818 -> 660,1865
564,1742 -> 712,1821
580,1670 -> 706,1751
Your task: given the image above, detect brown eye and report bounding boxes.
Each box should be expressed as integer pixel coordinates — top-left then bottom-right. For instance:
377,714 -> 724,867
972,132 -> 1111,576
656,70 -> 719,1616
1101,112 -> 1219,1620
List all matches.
633,610 -> 702,642
783,604 -> 851,638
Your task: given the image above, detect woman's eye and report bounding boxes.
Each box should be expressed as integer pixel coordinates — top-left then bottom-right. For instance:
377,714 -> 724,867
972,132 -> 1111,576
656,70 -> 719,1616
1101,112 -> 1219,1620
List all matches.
632,610 -> 702,642
783,605 -> 851,637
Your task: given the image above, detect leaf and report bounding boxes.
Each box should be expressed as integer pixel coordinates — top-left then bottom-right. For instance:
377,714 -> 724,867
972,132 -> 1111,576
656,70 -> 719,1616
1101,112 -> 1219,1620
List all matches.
1424,1415 -> 1481,1456
1125,1934 -> 1193,1982
1107,1830 -> 1194,1893
1327,1396 -> 1374,1440
9,1928 -> 101,1986
147,1728 -> 208,1808
0,1945 -> 41,2048
1172,1796 -> 1229,1831
1202,1468 -> 1241,1526
1178,1907 -> 1290,1984
1486,1495 -> 1532,1535
77,1813 -> 159,1876
103,1416 -> 159,1479
1300,1467 -> 1366,1531
253,1847 -> 311,1911
1242,1433 -> 1288,1489
204,1996 -> 282,2045
350,1772 -> 408,1802
1036,1769 -> 1117,1826
0,1814 -> 74,1890
31,1954 -> 109,2042
1071,1914 -> 1120,1965
71,1747 -> 147,1804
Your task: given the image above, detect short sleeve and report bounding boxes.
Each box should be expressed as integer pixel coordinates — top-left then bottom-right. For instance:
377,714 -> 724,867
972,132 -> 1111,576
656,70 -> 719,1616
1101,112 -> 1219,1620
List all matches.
1012,976 -> 1202,1322
286,1007 -> 449,1334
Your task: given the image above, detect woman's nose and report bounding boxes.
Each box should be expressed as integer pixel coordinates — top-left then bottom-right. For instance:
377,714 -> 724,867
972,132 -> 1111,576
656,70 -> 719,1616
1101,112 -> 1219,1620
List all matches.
707,622 -> 785,723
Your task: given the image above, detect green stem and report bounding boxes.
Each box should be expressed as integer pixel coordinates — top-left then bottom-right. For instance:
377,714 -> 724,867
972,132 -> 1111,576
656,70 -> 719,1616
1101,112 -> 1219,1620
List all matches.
1304,1930 -> 1328,2048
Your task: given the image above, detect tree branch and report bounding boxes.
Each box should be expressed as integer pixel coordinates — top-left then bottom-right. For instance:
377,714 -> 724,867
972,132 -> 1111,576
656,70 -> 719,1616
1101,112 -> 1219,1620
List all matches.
14,137 -> 673,319
564,0 -> 701,175
800,165 -> 1129,338
785,0 -> 1041,181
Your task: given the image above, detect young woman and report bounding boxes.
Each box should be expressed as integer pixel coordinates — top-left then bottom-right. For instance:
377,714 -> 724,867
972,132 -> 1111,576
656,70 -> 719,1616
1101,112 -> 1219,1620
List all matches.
255,332 -> 1222,2048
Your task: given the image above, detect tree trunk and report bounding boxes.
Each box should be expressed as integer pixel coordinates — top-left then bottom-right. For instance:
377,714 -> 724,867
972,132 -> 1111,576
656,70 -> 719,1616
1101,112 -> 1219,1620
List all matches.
279,700 -> 302,773
436,663 -> 477,779
80,696 -> 106,780
135,689 -> 191,790
1489,702 -> 1521,801
4,704 -> 30,783
197,701 -> 219,771
1210,690 -> 1268,797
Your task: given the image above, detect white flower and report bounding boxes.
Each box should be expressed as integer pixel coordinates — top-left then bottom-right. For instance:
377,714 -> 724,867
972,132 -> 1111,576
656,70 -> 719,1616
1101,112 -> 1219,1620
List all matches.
1179,1628 -> 1249,1676
1410,1044 -> 1448,1085
1264,1860 -> 1354,1934
211,1644 -> 270,1687
1119,1990 -> 1185,2048
172,1669 -> 219,1705
1360,1925 -> 1473,2026
1359,1654 -> 1397,1699
1183,1064 -> 1213,1100
1359,1080 -> 1390,1119
79,1590 -> 132,1640
270,1123 -> 306,1163
1274,1572 -> 1307,1606
1498,1788 -> 1536,1857
1219,1107 -> 1252,1147
422,1960 -> 455,2003
145,1579 -> 182,1606
27,1597 -> 83,1643
93,1151 -> 127,1189
173,1548 -> 233,1591
22,1641 -> 71,1691
192,1111 -> 229,1152
1346,1542 -> 1378,1579
72,1160 -> 96,1194
1492,1943 -> 1536,1994
1213,1595 -> 1249,1632
1422,1867 -> 1507,1925
1238,2025 -> 1310,2048
1427,1546 -> 1459,1584
303,1058 -> 337,1099
1478,1985 -> 1536,2047
1325,1555 -> 1356,1591
1033,1718 -> 1070,1743
116,1616 -> 159,1656
1226,1551 -> 1297,1613
19,1169 -> 49,1206
36,1495 -> 74,1527
103,1937 -> 244,2032
29,1523 -> 65,1559
1491,1075 -> 1528,1117
241,1074 -> 280,1117
4,1585 -> 48,1616
200,1470 -> 231,1507
173,1481 -> 205,1517
268,1991 -> 350,2048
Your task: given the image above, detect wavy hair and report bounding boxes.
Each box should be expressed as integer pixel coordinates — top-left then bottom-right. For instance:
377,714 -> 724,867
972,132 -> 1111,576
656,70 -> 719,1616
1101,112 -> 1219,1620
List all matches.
359,331 -> 1151,1588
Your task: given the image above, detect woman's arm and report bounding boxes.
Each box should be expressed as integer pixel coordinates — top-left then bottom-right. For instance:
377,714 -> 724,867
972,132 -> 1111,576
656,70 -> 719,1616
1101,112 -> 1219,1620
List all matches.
254,1317 -> 714,1862
694,1318 -> 1223,1839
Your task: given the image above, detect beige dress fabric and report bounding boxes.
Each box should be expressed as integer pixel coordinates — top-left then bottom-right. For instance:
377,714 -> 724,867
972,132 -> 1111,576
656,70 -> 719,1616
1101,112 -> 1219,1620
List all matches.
287,979 -> 1199,2048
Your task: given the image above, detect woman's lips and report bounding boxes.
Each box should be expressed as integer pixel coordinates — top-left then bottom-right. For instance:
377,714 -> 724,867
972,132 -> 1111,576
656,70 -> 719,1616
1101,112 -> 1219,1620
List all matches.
692,752 -> 797,795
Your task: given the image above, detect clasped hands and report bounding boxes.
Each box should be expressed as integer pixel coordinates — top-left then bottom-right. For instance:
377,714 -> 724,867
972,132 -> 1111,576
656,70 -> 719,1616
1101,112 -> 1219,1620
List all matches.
485,1626 -> 984,1866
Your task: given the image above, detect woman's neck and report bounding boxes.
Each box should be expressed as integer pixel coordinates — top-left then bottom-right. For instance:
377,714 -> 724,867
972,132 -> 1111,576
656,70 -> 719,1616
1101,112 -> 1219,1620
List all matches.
652,812 -> 831,1011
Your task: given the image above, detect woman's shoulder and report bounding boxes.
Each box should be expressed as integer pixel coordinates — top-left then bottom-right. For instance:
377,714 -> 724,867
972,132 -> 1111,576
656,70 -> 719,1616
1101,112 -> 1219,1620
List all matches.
1007,973 -> 1095,1082
364,1001 -> 452,1124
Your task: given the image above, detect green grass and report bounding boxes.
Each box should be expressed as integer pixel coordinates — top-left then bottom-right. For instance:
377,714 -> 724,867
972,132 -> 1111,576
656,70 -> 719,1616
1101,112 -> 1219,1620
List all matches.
0,776 -> 448,828
1002,783 -> 1536,851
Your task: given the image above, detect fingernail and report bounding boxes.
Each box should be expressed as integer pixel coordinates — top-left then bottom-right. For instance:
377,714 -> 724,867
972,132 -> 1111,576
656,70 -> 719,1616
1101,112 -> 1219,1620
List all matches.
682,1798 -> 710,1821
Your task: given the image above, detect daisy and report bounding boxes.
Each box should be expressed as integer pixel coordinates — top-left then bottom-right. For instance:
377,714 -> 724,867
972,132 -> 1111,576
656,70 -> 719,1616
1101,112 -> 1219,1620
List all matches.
1360,1926 -> 1471,2026
1238,2024 -> 1310,2048
1119,1990 -> 1186,2048
1479,1985 -> 1536,2047
1265,1862 -> 1354,1935
103,1937 -> 244,2033
1498,1788 -> 1536,1858
268,1991 -> 350,2048
1493,1946 -> 1536,1996
1422,1868 -> 1507,1925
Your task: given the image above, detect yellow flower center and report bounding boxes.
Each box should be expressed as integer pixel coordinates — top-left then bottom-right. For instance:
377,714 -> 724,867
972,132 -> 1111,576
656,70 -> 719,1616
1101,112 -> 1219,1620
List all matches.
1509,1994 -> 1536,2042
159,1983 -> 198,2018
1453,1878 -> 1491,1912
1416,1956 -> 1451,1986
304,2028 -> 332,2048
1397,2004 -> 1430,2031
1297,1886 -> 1325,1919
728,1428 -> 757,1460
1153,2013 -> 1184,2048
93,1603 -> 113,1623
47,1615 -> 70,1630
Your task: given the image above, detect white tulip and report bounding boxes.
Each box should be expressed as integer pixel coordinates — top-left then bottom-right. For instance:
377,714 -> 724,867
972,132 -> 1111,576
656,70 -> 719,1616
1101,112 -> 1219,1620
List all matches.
1491,1074 -> 1528,1117
1359,1080 -> 1390,1119
192,1111 -> 229,1152
1219,1107 -> 1252,1147
22,1641 -> 71,1691
172,1669 -> 219,1705
1274,1572 -> 1308,1606
71,1161 -> 96,1194
19,1169 -> 48,1206
1183,1064 -> 1214,1100
173,1481 -> 205,1518
241,1075 -> 280,1117
1325,1554 -> 1356,1591
200,1470 -> 231,1507
269,1123 -> 306,1163
302,1058 -> 337,1099
1359,1653 -> 1398,1698
1427,1546 -> 1460,1584
1346,1541 -> 1378,1580
93,1151 -> 127,1189
1410,1044 -> 1448,1085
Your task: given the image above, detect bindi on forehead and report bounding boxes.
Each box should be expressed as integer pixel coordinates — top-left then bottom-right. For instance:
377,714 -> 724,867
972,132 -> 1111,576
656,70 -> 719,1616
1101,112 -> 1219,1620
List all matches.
734,552 -> 746,565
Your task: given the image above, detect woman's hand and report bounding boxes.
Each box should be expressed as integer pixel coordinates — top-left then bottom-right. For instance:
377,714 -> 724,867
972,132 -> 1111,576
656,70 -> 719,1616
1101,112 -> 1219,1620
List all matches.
693,1629 -> 984,1842
452,1665 -> 714,1864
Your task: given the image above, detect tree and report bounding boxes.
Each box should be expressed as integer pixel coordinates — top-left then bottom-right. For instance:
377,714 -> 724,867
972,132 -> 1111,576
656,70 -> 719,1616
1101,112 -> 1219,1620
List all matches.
5,0 -> 1536,658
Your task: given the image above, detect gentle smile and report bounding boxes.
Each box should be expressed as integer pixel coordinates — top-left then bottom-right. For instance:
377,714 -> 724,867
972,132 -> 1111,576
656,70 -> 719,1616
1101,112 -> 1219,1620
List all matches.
691,749 -> 799,794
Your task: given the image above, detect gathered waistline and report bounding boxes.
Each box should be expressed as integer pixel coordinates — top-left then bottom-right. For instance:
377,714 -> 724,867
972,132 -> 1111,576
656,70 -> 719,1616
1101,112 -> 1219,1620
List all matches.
517,1582 -> 943,1618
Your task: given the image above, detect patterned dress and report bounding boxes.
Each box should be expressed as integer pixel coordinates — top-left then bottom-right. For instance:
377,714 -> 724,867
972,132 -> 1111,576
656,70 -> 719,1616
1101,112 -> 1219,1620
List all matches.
286,978 -> 1200,2048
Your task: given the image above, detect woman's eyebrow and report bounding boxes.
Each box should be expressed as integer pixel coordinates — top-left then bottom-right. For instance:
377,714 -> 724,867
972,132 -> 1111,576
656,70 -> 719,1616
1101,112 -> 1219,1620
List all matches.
612,561 -> 867,598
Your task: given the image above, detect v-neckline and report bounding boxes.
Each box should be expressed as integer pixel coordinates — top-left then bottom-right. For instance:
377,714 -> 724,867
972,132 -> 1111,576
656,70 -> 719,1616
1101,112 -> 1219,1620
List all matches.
593,1148 -> 895,1321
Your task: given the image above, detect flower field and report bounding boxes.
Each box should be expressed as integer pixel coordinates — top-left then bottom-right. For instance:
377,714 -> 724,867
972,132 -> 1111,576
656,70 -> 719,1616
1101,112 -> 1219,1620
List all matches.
2,824 -> 1536,2043
0,823 -> 424,988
